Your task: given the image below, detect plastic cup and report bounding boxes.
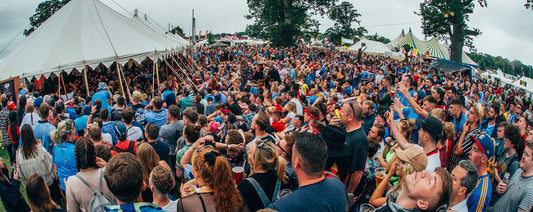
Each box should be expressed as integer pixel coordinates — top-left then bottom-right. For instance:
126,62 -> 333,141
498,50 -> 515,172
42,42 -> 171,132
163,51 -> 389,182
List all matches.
360,203 -> 376,212
232,166 -> 244,184
374,167 -> 386,186
277,189 -> 292,199
182,185 -> 197,196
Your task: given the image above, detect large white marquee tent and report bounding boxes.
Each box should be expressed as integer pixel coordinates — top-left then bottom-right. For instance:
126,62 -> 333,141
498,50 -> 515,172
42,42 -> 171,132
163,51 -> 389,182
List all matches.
0,0 -> 187,81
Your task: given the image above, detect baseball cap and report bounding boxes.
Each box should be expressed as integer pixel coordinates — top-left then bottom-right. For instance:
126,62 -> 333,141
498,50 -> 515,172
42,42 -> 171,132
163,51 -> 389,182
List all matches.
97,82 -> 107,90
416,117 -> 443,141
395,147 -> 428,172
471,134 -> 494,158
114,121 -> 127,138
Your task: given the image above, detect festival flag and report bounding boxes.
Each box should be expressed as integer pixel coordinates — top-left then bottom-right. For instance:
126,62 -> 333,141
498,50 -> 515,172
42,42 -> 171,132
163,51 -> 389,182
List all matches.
198,31 -> 202,41
205,30 -> 208,41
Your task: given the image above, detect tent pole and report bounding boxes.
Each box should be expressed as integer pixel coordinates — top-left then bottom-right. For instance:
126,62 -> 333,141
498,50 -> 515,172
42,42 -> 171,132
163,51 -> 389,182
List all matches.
152,60 -> 155,99
119,65 -> 132,102
61,72 -> 69,101
57,74 -> 61,100
156,61 -> 160,86
83,66 -> 90,97
116,62 -> 125,97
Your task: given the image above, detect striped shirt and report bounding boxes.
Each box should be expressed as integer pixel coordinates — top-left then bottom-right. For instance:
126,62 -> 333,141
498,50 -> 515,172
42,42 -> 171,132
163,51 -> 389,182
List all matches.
493,169 -> 533,212
467,174 -> 492,212
448,128 -> 480,170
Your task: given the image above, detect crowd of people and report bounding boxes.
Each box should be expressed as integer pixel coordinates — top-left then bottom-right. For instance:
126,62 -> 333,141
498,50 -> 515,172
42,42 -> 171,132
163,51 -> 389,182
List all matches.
0,44 -> 532,212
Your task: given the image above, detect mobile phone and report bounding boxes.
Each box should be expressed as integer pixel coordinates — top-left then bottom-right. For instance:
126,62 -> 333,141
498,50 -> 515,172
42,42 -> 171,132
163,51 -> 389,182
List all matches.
335,109 -> 341,119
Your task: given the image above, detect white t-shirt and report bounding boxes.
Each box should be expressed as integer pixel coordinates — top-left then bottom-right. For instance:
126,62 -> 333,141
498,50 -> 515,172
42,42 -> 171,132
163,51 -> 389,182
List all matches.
414,144 -> 441,172
286,112 -> 295,127
162,200 -> 178,211
127,125 -> 143,142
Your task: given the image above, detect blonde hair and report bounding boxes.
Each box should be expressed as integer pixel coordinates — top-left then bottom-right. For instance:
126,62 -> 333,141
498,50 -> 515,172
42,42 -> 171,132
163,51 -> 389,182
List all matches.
251,141 -> 288,184
389,162 -> 416,194
50,119 -> 75,144
442,122 -> 455,141
133,91 -> 142,102
430,108 -> 446,122
398,119 -> 416,140
287,102 -> 297,113
136,143 -> 160,187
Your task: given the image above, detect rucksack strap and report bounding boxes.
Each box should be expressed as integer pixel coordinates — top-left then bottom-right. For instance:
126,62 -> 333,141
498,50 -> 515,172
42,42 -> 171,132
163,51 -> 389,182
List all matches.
75,171 -> 98,193
244,177 -> 281,207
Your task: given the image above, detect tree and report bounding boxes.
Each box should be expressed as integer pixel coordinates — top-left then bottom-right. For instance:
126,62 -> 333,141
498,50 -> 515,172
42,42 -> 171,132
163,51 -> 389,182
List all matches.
526,0 -> 533,9
366,33 -> 391,44
417,0 -> 486,63
169,26 -> 185,37
245,0 -> 337,47
24,0 -> 71,36
207,33 -> 215,43
325,1 -> 361,45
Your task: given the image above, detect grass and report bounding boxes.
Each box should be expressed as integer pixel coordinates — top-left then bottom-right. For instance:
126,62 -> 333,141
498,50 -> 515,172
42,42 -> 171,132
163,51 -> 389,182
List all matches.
0,146 -> 29,212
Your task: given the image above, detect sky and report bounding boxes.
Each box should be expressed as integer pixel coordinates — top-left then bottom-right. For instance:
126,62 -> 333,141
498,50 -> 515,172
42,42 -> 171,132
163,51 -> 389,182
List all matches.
1,0 -> 532,66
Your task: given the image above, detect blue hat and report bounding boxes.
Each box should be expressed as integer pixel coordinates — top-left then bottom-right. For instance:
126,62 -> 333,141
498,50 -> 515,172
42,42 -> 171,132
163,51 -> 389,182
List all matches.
470,134 -> 494,158
33,97 -> 43,109
114,121 -> 127,138
97,82 -> 107,90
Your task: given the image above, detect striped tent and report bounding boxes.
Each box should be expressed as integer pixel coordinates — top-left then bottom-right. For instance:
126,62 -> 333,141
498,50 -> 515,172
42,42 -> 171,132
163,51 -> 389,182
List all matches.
387,29 -> 405,49
424,37 -> 449,59
391,28 -> 427,56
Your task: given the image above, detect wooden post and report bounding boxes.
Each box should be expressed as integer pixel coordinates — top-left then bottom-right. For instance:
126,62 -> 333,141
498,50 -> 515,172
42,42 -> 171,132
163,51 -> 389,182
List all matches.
57,74 -> 61,99
156,60 -> 160,86
60,72 -> 69,101
116,62 -> 125,96
152,61 -> 156,99
83,66 -> 90,97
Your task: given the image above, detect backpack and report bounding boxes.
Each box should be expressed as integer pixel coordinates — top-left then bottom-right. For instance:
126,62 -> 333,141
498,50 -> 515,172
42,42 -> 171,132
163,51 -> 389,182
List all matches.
113,140 -> 135,154
75,169 -> 113,212
244,177 -> 281,208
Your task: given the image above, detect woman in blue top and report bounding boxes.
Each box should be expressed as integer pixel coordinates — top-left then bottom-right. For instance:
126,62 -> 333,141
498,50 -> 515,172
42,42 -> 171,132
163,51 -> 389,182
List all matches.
51,119 -> 77,191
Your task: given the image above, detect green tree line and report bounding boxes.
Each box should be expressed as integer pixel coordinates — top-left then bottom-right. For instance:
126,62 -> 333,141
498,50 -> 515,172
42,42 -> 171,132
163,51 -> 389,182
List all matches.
467,52 -> 533,77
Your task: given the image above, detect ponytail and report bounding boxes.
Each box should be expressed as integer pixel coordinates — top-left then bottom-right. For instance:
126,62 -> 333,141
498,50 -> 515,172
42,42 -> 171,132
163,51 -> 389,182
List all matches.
275,156 -> 288,184
212,156 -> 242,212
50,129 -> 61,144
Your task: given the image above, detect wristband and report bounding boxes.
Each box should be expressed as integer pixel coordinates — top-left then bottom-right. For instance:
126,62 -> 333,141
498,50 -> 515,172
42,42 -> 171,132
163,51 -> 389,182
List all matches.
226,143 -> 229,149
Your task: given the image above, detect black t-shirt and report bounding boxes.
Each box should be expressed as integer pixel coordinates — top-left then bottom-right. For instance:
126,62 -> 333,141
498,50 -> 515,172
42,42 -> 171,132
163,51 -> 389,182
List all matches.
345,127 -> 368,173
229,102 -> 242,115
110,108 -> 123,121
237,170 -> 287,212
149,140 -> 171,164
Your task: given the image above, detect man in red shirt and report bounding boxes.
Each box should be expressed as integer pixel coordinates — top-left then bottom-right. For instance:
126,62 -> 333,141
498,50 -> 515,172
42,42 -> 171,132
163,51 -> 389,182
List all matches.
111,121 -> 139,156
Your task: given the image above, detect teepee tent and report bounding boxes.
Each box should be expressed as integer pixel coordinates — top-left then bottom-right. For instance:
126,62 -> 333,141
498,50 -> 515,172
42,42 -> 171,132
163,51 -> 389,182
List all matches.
387,29 -> 405,49
391,29 -> 427,56
0,0 -> 186,81
347,39 -> 391,55
424,38 -> 449,59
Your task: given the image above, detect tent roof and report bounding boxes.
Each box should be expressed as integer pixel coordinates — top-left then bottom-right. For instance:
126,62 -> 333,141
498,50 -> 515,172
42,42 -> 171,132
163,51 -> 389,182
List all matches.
348,39 -> 391,55
512,77 -> 533,93
0,0 -> 186,81
391,29 -> 427,56
387,29 -> 405,49
424,38 -> 449,59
